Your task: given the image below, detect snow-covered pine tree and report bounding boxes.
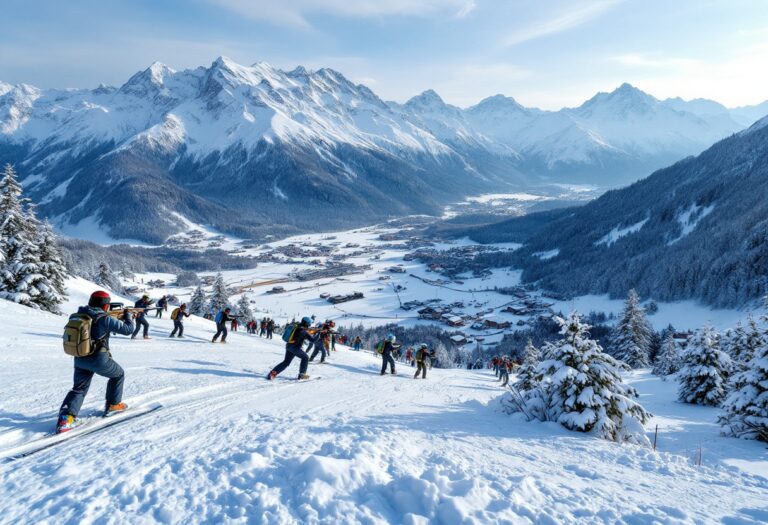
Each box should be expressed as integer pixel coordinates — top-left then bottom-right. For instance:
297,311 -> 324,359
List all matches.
652,332 -> 681,377
513,338 -> 541,392
236,294 -> 253,320
610,289 -> 653,368
207,273 -> 230,313
189,285 -> 207,316
523,311 -> 651,444
95,262 -> 122,293
0,164 -> 48,308
728,316 -> 764,372
34,219 -> 68,312
677,325 -> 731,406
719,332 -> 768,442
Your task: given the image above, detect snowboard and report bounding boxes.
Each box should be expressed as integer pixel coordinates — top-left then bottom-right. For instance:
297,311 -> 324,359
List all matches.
0,403 -> 162,462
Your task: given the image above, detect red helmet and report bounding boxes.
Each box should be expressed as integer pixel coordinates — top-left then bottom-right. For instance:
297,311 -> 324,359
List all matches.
89,290 -> 111,308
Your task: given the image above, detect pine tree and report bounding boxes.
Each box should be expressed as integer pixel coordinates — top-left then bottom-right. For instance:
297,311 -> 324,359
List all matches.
513,338 -> 540,392
207,273 -> 230,313
652,332 -> 681,377
728,316 -> 764,372
719,334 -> 768,442
34,219 -> 68,312
0,164 -> 48,308
677,325 -> 731,406
95,262 -> 122,293
189,285 -> 207,316
610,289 -> 653,368
236,293 -> 253,320
521,312 -> 651,444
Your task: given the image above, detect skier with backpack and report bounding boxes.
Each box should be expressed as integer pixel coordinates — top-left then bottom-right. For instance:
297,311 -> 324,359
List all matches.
378,334 -> 399,376
156,295 -> 168,318
56,290 -> 135,433
131,294 -> 153,340
267,316 -> 318,380
169,303 -> 190,338
212,307 -> 235,343
414,343 -> 429,379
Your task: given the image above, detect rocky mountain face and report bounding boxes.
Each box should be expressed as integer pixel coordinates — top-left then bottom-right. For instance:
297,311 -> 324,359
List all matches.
1,57 -> 764,243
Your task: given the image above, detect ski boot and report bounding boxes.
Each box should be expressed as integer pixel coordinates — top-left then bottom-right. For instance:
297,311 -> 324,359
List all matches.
55,414 -> 80,434
104,402 -> 128,417
298,373 -> 310,381
267,370 -> 277,381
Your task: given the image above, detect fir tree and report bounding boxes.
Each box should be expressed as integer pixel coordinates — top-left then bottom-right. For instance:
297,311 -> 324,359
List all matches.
0,164 -> 48,308
520,312 -> 651,444
728,317 -> 764,372
236,293 -> 253,320
207,272 -> 230,313
677,325 -> 731,406
719,334 -> 768,442
610,289 -> 653,368
34,219 -> 68,312
513,338 -> 540,392
652,332 -> 681,377
95,262 -> 122,293
189,285 -> 207,316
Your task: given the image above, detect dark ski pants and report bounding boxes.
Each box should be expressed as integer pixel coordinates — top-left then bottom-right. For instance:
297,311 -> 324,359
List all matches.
213,323 -> 228,342
155,309 -> 162,318
170,320 -> 184,337
267,329 -> 273,339
271,345 -> 309,377
309,341 -> 326,362
59,352 -> 125,417
132,317 -> 149,338
381,351 -> 396,374
415,361 -> 427,379
500,369 -> 509,386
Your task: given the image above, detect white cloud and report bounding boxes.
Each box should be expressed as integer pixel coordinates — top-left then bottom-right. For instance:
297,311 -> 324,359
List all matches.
502,0 -> 621,47
209,0 -> 476,28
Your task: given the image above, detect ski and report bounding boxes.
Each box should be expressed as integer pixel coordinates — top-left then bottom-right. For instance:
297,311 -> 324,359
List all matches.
0,403 -> 162,462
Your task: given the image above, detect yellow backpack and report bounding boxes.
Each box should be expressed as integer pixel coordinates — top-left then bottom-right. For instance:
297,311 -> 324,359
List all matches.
171,308 -> 180,320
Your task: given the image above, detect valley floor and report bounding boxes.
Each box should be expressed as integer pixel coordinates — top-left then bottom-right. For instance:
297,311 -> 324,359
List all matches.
0,291 -> 766,524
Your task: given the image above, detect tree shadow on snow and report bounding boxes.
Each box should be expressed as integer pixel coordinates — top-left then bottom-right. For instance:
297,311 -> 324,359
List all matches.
150,367 -> 256,379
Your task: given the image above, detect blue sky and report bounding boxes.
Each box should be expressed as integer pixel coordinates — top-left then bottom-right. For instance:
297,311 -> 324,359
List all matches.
2,0 -> 767,109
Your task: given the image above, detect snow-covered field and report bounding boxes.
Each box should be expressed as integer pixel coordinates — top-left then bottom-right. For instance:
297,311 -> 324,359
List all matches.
0,279 -> 766,524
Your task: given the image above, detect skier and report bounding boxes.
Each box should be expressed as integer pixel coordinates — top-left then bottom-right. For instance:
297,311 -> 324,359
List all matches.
231,317 -> 239,332
267,316 -> 317,380
353,335 -> 362,352
309,322 -> 329,363
156,295 -> 168,318
499,357 -> 510,387
212,307 -> 235,343
56,290 -> 135,433
131,294 -> 153,339
169,303 -> 190,338
414,343 -> 429,379
405,347 -> 413,365
260,318 -> 267,337
267,318 -> 275,339
380,333 -> 399,376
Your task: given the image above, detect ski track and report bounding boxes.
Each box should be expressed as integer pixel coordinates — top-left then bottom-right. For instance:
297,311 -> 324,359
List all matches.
1,297 -> 767,524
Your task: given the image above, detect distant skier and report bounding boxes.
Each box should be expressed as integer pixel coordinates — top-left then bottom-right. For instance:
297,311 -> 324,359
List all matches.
212,308 -> 235,343
260,318 -> 267,337
156,295 -> 168,318
414,343 -> 429,379
309,322 -> 330,364
353,336 -> 362,352
379,334 -> 399,376
499,357 -> 510,387
231,317 -> 239,332
56,290 -> 135,433
267,316 -> 318,380
169,303 -> 190,338
131,294 -> 153,339
267,318 -> 275,339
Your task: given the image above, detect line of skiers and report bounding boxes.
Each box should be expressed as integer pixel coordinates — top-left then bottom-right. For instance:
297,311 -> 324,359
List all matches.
491,356 -> 518,387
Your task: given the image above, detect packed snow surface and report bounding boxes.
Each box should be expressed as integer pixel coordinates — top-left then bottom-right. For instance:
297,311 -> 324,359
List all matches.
0,279 -> 767,524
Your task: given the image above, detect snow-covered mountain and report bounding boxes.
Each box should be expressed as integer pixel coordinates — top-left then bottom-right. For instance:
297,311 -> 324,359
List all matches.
475,115 -> 768,308
1,57 -> 765,243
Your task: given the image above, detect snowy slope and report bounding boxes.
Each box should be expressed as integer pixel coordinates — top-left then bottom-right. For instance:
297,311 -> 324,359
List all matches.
1,281 -> 767,524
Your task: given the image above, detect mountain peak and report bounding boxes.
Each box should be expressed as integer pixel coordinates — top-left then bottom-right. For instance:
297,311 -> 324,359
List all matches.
468,94 -> 526,114
405,89 -> 446,109
578,82 -> 657,113
119,61 -> 174,95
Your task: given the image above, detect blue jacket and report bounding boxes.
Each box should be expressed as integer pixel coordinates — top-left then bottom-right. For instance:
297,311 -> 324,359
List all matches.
287,327 -> 318,351
78,306 -> 134,351
134,298 -> 153,319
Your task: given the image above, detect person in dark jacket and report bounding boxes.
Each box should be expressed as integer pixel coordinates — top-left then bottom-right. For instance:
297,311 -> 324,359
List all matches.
56,290 -> 135,433
131,294 -> 153,339
212,308 -> 235,343
380,333 -> 399,375
169,303 -> 190,338
266,318 -> 275,339
156,295 -> 168,318
268,317 -> 318,380
414,344 -> 429,379
309,322 -> 330,363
